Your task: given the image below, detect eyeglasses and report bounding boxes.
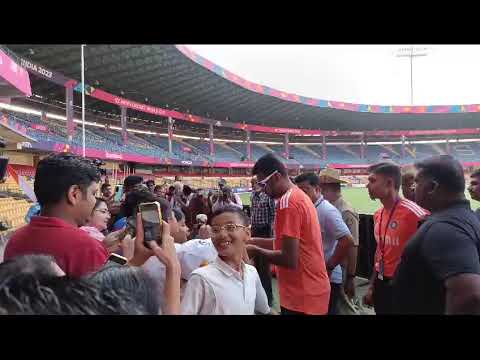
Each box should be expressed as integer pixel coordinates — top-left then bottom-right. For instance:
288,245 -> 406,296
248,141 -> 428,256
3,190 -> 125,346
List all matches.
257,170 -> 278,188
95,209 -> 110,215
211,223 -> 248,235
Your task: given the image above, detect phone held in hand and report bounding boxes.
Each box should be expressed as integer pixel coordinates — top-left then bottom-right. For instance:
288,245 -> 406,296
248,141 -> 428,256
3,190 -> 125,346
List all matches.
138,201 -> 163,249
108,253 -> 128,265
114,185 -> 124,202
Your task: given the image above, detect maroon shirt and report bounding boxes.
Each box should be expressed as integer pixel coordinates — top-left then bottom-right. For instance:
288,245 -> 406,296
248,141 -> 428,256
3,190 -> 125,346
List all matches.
4,216 -> 109,278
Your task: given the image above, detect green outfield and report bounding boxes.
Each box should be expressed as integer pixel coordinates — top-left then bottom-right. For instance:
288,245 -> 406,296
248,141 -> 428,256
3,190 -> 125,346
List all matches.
240,187 -> 480,215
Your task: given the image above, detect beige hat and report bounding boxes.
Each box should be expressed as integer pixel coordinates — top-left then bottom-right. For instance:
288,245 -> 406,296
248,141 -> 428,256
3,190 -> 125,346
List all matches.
319,168 -> 348,184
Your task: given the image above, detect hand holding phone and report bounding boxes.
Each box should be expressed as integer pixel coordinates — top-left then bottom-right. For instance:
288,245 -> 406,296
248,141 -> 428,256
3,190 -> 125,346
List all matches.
139,202 -> 163,249
128,212 -> 178,269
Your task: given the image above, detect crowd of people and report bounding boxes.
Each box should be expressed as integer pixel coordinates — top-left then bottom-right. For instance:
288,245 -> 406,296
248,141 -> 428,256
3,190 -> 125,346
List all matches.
1,151 -> 480,315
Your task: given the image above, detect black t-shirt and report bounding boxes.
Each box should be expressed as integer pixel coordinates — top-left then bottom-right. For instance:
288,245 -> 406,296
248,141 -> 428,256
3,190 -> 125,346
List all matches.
392,200 -> 480,314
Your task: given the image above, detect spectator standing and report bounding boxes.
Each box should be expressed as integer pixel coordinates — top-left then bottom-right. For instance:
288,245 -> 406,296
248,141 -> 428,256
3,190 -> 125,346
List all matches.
181,207 -> 270,315
468,168 -> 480,221
295,172 -> 354,315
247,154 -> 331,315
364,162 -> 429,314
250,176 -> 276,307
393,156 -> 480,314
4,154 -> 109,278
319,168 -> 359,301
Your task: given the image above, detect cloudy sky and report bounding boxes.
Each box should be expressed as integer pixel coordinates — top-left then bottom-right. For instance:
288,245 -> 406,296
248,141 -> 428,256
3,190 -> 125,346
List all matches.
186,45 -> 480,106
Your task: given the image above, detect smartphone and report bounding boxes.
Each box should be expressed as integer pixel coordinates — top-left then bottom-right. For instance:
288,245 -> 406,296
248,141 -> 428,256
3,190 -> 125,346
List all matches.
138,202 -> 162,248
114,185 -> 124,202
108,253 -> 128,266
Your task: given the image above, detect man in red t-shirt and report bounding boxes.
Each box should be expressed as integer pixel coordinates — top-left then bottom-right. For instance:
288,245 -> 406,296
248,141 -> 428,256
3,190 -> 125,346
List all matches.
247,154 -> 331,315
4,154 -> 109,278
364,162 -> 429,314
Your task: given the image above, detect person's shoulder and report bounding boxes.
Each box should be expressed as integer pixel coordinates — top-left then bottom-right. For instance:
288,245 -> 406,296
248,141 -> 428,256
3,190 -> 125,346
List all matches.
191,262 -> 219,279
277,188 -> 297,211
373,207 -> 383,218
244,263 -> 261,279
399,199 -> 429,219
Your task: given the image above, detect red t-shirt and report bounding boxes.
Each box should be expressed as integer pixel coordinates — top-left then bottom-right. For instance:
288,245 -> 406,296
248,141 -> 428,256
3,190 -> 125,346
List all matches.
4,216 -> 109,278
274,186 -> 331,315
373,198 -> 429,277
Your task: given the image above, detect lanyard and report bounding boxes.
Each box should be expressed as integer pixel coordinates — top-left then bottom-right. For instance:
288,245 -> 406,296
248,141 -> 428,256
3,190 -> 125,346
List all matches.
378,199 -> 400,258
314,197 -> 325,209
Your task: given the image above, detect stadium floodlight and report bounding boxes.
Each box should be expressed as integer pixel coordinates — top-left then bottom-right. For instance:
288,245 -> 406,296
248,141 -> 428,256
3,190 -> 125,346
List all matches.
395,46 -> 430,105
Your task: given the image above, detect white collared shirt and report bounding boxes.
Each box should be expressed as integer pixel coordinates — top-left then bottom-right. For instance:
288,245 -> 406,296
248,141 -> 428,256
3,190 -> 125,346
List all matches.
181,257 -> 270,315
142,239 -> 218,312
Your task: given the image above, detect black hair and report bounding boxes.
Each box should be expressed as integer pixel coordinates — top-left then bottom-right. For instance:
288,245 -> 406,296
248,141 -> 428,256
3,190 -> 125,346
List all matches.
154,185 -> 162,192
93,197 -> 107,212
34,154 -> 100,207
89,264 -> 159,315
121,188 -> 172,220
211,206 -> 250,226
252,153 -> 288,177
123,175 -> 144,191
172,208 -> 185,223
415,155 -> 465,194
294,172 -> 320,187
368,162 -> 402,191
183,185 -> 193,196
0,268 -> 144,315
0,254 -> 60,281
168,186 -> 175,192
101,183 -> 112,192
471,168 -> 480,178
145,180 -> 155,186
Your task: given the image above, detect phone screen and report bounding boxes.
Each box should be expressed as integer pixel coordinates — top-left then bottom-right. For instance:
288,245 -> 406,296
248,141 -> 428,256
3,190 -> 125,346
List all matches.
139,202 -> 162,247
108,253 -> 128,265
114,185 -> 124,202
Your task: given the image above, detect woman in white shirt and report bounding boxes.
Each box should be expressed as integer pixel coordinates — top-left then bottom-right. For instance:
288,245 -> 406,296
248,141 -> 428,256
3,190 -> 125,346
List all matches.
181,206 -> 270,315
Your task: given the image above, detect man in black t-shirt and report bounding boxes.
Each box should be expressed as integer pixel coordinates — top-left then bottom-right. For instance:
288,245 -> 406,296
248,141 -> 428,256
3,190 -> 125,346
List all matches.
393,155 -> 480,314
468,168 -> 480,221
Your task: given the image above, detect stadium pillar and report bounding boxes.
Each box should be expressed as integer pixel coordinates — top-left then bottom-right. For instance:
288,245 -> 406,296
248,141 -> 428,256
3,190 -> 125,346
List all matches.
246,130 -> 252,161
66,85 -> 74,143
322,135 -> 327,161
120,106 -> 128,145
284,134 -> 289,159
360,133 -> 365,159
401,135 -> 406,159
209,124 -> 215,157
168,117 -> 173,154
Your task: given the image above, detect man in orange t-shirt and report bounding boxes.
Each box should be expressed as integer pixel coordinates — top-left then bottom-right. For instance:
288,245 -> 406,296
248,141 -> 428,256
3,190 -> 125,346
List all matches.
364,162 -> 429,314
247,154 -> 331,315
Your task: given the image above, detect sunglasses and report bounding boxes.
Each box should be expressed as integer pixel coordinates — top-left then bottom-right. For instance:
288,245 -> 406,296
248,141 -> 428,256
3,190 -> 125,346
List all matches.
258,170 -> 278,187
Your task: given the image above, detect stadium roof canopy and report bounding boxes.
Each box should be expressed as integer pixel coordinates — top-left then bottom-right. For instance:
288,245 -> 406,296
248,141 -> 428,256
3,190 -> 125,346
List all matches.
4,44 -> 480,132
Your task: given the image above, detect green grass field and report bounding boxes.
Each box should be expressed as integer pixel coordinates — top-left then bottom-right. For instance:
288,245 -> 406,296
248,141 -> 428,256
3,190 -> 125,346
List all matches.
240,188 -> 480,215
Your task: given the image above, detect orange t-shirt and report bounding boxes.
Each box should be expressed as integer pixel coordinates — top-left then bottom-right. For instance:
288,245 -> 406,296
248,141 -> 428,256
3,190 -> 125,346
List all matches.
373,198 -> 429,277
274,186 -> 331,315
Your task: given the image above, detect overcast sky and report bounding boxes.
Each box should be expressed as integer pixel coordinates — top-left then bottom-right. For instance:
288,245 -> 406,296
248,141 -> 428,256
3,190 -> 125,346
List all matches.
185,45 -> 480,106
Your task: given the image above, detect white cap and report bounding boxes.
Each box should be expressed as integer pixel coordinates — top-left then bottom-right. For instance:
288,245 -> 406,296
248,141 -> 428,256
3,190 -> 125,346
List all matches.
196,214 -> 208,223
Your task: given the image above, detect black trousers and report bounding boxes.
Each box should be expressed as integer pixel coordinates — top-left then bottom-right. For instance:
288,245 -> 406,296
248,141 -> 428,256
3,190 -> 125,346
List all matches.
252,224 -> 273,307
281,306 -> 306,315
373,276 -> 394,315
328,283 -> 342,315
